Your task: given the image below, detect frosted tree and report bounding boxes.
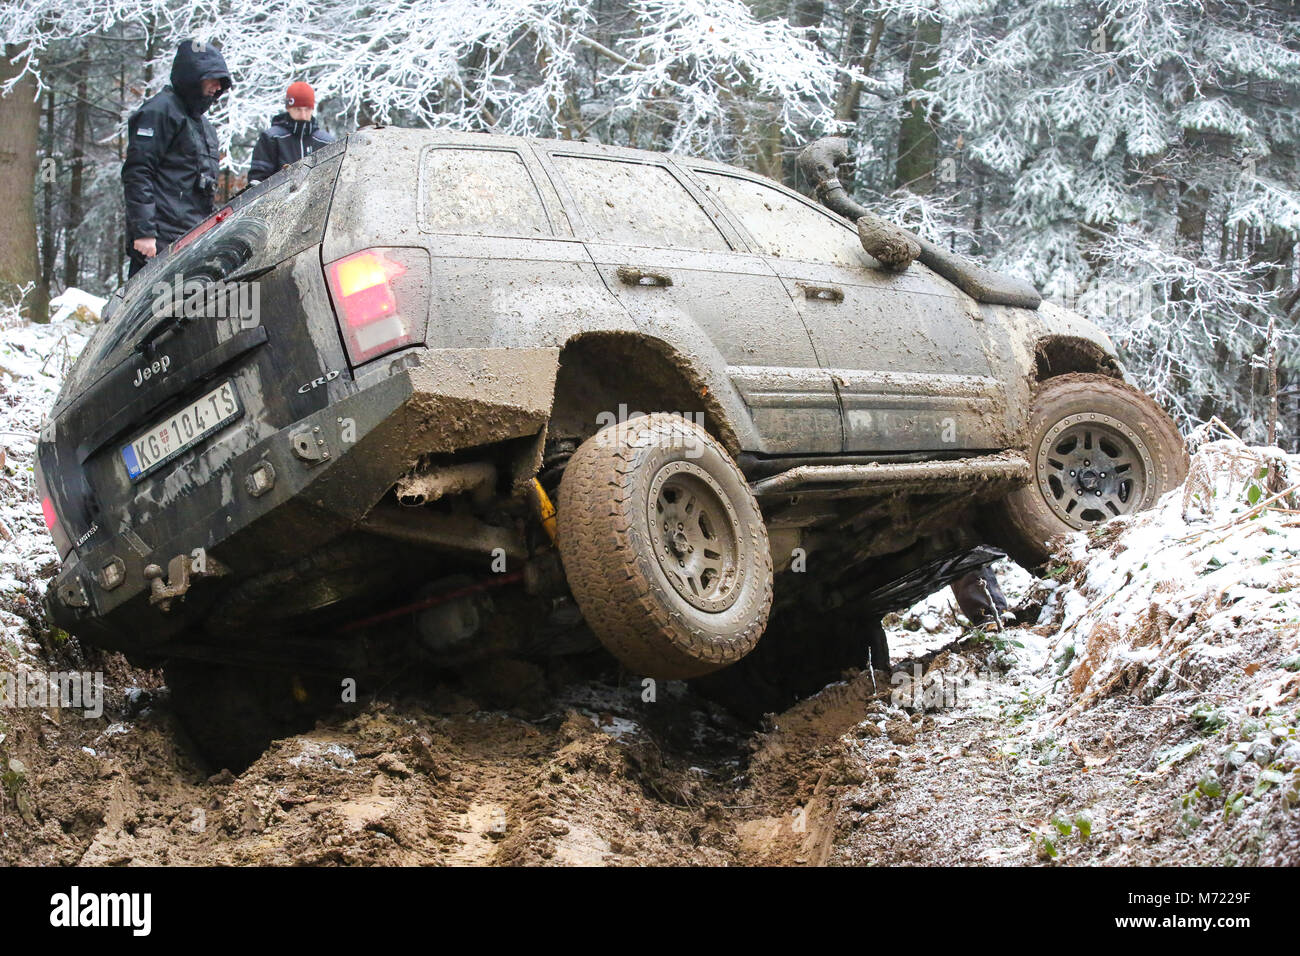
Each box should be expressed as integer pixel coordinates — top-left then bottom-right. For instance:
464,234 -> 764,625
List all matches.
833,1 -> 1300,441
5,0 -> 1299,446
3,0 -> 855,286
3,0 -> 849,159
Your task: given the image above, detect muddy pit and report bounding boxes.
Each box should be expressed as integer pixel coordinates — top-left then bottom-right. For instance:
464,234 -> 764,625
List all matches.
3,587 -> 1298,867
0,545 -> 945,869
5,452 -> 1300,868
0,623 -> 891,867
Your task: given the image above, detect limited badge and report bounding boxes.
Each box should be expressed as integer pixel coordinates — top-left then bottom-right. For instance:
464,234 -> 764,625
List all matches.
138,127 -> 154,137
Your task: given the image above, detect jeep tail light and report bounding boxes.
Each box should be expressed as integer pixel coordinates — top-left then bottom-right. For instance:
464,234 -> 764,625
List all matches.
173,206 -> 232,252
325,248 -> 428,365
34,462 -> 73,559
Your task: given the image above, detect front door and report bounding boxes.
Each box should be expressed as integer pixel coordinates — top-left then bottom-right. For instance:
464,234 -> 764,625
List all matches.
690,168 -> 1004,454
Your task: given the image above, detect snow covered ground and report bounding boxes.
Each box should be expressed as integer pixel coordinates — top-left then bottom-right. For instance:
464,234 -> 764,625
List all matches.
856,432 -> 1300,864
1047,434 -> 1300,712
0,307 -> 94,662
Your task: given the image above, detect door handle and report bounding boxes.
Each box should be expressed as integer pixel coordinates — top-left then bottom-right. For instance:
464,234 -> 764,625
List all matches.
800,284 -> 844,302
617,266 -> 673,288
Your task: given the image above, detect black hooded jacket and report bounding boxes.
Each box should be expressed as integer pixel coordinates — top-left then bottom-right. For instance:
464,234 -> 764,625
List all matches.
248,112 -> 336,183
123,41 -> 232,244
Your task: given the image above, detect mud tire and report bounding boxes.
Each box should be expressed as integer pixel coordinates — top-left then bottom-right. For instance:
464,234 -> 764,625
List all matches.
556,414 -> 773,679
989,373 -> 1188,567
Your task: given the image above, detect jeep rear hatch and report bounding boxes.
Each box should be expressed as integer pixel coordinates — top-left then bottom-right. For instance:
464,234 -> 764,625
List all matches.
38,146 -> 348,560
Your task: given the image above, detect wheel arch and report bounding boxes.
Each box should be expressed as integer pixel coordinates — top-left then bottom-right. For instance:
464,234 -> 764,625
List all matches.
1033,334 -> 1124,384
549,331 -> 749,455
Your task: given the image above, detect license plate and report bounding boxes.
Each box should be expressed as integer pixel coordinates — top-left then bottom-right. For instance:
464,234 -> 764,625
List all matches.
122,381 -> 241,481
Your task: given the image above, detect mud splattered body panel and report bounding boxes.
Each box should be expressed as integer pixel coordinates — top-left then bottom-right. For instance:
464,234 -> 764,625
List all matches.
38,127 -> 1120,658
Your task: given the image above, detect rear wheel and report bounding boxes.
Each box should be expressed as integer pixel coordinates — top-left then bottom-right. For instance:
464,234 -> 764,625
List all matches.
990,373 -> 1187,566
556,413 -> 773,679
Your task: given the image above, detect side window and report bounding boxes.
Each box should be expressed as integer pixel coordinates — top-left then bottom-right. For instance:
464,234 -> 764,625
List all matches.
420,148 -> 551,237
697,171 -> 869,267
552,156 -> 729,251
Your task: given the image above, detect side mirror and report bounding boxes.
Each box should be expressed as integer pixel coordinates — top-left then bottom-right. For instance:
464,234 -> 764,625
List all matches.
857,214 -> 920,272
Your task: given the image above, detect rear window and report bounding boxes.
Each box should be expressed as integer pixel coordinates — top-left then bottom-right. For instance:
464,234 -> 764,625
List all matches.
696,171 -> 869,267
420,147 -> 551,237
553,156 -> 729,251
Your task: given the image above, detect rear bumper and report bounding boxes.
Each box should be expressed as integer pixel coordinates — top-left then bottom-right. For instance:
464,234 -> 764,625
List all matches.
46,346 -> 559,654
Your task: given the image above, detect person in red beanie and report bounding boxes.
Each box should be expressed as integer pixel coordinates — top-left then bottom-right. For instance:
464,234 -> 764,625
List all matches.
247,81 -> 335,184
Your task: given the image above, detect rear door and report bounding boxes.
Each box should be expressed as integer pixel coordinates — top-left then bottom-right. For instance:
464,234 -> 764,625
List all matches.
411,143 -> 630,352
537,150 -> 840,455
689,168 -> 1003,454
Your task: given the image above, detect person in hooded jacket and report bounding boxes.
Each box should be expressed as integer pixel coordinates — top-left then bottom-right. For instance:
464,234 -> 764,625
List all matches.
123,39 -> 232,277
247,82 -> 335,185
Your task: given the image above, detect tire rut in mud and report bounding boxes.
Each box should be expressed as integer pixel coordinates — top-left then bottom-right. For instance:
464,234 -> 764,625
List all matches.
2,637 -> 912,866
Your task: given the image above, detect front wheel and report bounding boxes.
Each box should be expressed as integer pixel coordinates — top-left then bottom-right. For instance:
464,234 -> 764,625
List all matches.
989,373 -> 1188,566
556,413 -> 773,679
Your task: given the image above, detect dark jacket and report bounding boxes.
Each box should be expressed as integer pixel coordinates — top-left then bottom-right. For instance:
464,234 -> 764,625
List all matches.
123,41 -> 232,243
248,112 -> 336,183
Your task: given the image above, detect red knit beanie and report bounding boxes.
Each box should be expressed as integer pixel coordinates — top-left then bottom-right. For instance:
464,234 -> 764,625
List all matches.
285,81 -> 315,110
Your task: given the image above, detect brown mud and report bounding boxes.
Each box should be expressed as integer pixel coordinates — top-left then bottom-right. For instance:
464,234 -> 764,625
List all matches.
2,596 -> 1295,866
0,632 -> 847,866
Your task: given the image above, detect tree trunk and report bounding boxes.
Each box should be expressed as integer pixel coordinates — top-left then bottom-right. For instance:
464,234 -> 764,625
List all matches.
0,44 -> 47,321
895,12 -> 942,195
1265,314 -> 1279,447
835,17 -> 885,124
1171,165 -> 1209,302
115,42 -> 128,284
1175,184 -> 1209,258
40,84 -> 57,298
788,0 -> 825,29
65,61 -> 89,289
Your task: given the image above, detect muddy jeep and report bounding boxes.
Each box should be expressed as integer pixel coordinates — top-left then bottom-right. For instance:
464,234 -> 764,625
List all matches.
37,128 -> 1185,763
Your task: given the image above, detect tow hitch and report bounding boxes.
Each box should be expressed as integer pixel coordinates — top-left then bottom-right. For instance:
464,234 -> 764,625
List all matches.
143,549 -> 226,612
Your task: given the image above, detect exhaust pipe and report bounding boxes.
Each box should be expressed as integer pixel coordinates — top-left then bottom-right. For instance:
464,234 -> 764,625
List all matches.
395,462 -> 497,507
796,137 -> 1041,309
